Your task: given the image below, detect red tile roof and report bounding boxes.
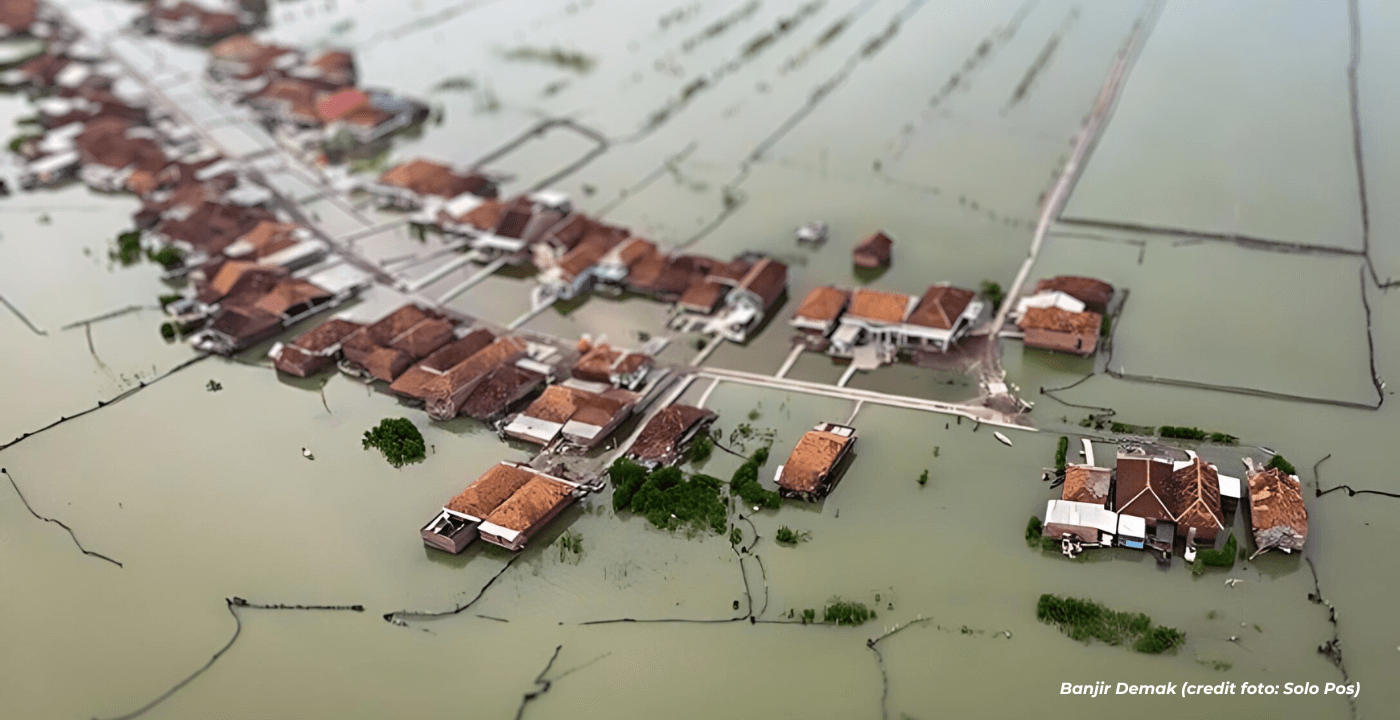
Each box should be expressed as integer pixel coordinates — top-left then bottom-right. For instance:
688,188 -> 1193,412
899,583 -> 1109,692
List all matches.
793,286 -> 849,323
1062,465 -> 1110,504
846,288 -> 911,324
678,277 -> 726,314
379,159 -> 489,199
316,88 -> 369,123
482,475 -> 573,532
628,405 -> 716,464
447,463 -> 537,518
1247,466 -> 1308,544
906,285 -> 975,330
735,257 -> 786,310
779,429 -> 853,494
1034,276 -> 1113,311
1019,307 -> 1101,334
853,231 -> 892,268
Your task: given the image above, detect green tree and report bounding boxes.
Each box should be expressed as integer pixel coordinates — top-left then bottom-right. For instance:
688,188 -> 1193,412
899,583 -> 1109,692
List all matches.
361,418 -> 427,468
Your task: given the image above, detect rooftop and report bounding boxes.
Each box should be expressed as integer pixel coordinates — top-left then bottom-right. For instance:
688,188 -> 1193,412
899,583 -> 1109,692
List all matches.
1061,465 -> 1110,504
1034,276 -> 1113,310
1247,466 -> 1309,536
446,463 -> 537,519
793,286 -> 849,323
483,475 -> 574,533
906,285 -> 975,330
628,405 -> 716,463
735,257 -> 787,310
779,428 -> 854,493
291,317 -> 362,351
1019,306 -> 1102,334
846,288 -> 912,325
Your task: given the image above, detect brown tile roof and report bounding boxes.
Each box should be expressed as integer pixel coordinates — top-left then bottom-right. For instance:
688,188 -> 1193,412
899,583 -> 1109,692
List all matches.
846,288 -> 912,324
208,304 -> 280,344
204,260 -> 264,301
558,228 -> 628,280
542,213 -> 588,250
254,77 -> 321,124
358,305 -> 438,345
316,88 -> 370,123
1034,276 -> 1113,311
521,385 -> 582,424
460,365 -> 545,420
348,345 -> 413,383
1247,467 -> 1308,538
75,117 -> 169,173
493,196 -> 534,238
614,237 -> 656,268
1166,458 -> 1224,533
423,336 -> 529,417
1114,455 -> 1175,522
907,285 -> 975,330
779,429 -> 853,493
251,278 -> 331,318
735,257 -> 786,310
453,197 -> 503,230
615,353 -> 651,376
292,317 -> 362,351
707,259 -> 752,284
793,286 -> 849,323
572,344 -> 622,383
234,220 -> 301,258
157,202 -> 277,255
626,253 -> 694,297
447,463 -> 537,518
570,389 -> 636,427
629,405 -> 716,463
379,159 -> 486,199
273,344 -> 328,377
387,318 -> 455,359
483,475 -> 574,533
853,231 -> 893,268
1019,307 -> 1101,334
1062,465 -> 1110,504
307,49 -> 355,85
678,277 -> 726,314
387,330 -> 496,401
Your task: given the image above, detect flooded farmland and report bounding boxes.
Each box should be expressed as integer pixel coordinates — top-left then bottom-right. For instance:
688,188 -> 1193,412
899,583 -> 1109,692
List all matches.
4,0 -> 1399,718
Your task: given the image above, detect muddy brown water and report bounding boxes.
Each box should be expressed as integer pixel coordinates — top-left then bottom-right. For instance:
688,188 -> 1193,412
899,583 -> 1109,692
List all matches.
3,0 -> 1398,718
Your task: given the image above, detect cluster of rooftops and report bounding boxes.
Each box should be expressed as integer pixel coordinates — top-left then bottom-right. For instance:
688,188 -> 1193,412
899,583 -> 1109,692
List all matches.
1043,441 -> 1308,559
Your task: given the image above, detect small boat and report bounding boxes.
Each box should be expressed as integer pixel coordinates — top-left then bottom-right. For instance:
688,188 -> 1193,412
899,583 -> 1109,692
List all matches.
1259,446 -> 1276,455
994,431 -> 1012,447
302,447 -> 314,460
1183,545 -> 1197,562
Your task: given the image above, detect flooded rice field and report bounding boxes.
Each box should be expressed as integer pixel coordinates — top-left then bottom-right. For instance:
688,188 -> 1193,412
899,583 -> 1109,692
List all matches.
5,0 -> 1400,718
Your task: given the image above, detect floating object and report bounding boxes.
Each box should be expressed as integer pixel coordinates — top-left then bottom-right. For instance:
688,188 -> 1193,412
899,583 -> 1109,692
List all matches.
1259,446 -> 1276,455
302,447 -> 314,460
994,431 -> 1012,447
1225,578 -> 1243,588
1184,545 -> 1197,562
795,221 -> 828,245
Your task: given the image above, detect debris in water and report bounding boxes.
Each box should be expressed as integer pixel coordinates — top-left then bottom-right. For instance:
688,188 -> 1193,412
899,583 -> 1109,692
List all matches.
206,379 -> 222,392
994,431 -> 1012,447
302,447 -> 315,460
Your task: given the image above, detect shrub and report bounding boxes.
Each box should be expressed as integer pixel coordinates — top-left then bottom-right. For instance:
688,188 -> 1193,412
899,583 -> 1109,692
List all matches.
1054,436 -> 1069,473
557,530 -> 583,562
1192,534 -> 1238,577
158,293 -> 183,308
1024,516 -> 1043,547
1100,315 -> 1112,337
729,526 -> 743,545
629,469 -> 728,534
160,322 -> 176,340
1208,432 -> 1239,445
608,458 -> 649,512
730,446 -> 780,509
688,434 -> 713,465
147,245 -> 184,270
361,418 -> 427,468
1159,426 -> 1207,441
1267,454 -> 1296,476
824,599 -> 874,626
917,469 -> 928,486
1037,594 -> 1183,654
979,280 -> 1004,311
112,230 -> 143,266
801,608 -> 816,624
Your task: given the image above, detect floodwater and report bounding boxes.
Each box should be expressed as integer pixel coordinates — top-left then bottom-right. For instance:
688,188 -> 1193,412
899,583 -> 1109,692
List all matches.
4,0 -> 1399,718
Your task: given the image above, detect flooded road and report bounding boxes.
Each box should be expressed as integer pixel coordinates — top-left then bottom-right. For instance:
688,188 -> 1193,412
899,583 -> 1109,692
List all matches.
4,0 -> 1399,718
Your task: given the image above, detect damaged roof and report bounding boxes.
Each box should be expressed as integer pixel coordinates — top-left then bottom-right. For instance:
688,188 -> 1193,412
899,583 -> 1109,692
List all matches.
628,405 -> 716,464
778,428 -> 854,494
906,285 -> 975,330
1019,306 -> 1101,334
1061,465 -> 1111,504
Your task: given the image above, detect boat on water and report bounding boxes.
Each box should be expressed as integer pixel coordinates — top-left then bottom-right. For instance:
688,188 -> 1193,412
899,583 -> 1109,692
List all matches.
795,221 -> 828,245
994,431 -> 1012,447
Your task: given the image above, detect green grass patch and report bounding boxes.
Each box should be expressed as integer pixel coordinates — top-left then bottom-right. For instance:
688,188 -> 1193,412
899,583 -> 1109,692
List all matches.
1055,436 -> 1069,473
1191,534 -> 1237,576
823,598 -> 875,626
1025,516 -> 1043,547
501,46 -> 596,72
1267,454 -> 1296,476
361,417 -> 426,468
111,230 -> 143,266
980,279 -> 1004,312
917,468 -> 928,486
146,245 -> 184,270
1037,594 -> 1184,654
556,529 -> 583,563
775,525 -> 809,545
688,433 -> 713,465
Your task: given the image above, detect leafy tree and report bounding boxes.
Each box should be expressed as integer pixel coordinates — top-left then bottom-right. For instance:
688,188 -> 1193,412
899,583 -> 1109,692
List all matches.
361,418 -> 427,468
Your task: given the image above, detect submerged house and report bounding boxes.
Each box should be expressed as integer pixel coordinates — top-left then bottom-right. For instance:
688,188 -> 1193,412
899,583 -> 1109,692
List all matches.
503,384 -> 640,449
370,158 -> 497,210
1043,500 -> 1119,547
192,272 -> 336,353
790,286 -> 851,341
626,404 -> 717,468
387,328 -> 496,403
1018,306 -> 1101,356
853,231 -> 892,269
1246,463 -> 1308,553
1165,457 -> 1226,545
1061,465 -> 1111,505
1113,452 -> 1228,547
270,317 -> 362,377
420,335 -> 530,421
458,364 -> 546,421
703,257 -> 787,342
571,341 -> 652,390
828,284 -> 983,355
1033,276 -> 1113,314
421,461 -> 582,553
340,304 -> 455,382
775,423 -> 857,501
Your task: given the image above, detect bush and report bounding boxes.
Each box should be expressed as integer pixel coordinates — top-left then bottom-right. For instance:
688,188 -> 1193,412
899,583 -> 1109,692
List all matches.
688,434 -> 713,465
1100,314 -> 1112,337
917,469 -> 928,486
608,458 -> 649,512
1037,594 -> 1181,654
1054,436 -> 1069,473
629,469 -> 728,534
361,418 -> 427,468
1192,534 -> 1239,576
1267,454 -> 1296,476
112,230 -> 143,266
1109,421 -> 1154,435
729,526 -> 743,545
1208,432 -> 1239,445
1024,516 -> 1043,547
147,245 -> 184,270
729,446 -> 780,509
801,608 -> 816,624
160,322 -> 176,340
1159,426 -> 1207,441
158,293 -> 183,308
824,599 -> 874,626
979,280 -> 1004,312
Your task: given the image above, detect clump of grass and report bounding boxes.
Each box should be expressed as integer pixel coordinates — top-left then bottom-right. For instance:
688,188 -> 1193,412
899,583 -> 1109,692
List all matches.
111,229 -> 143,266
147,245 -> 183,270
729,526 -> 743,545
824,598 -> 875,626
1267,454 -> 1297,476
1036,594 -> 1184,654
361,417 -> 427,468
1025,516 -> 1043,547
730,445 -> 780,509
1054,436 -> 1069,473
775,526 -> 809,545
1198,659 -> 1233,672
801,608 -> 816,624
502,46 -> 596,73
980,280 -> 1004,311
557,529 -> 583,562
917,469 -> 929,486
158,293 -> 183,309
